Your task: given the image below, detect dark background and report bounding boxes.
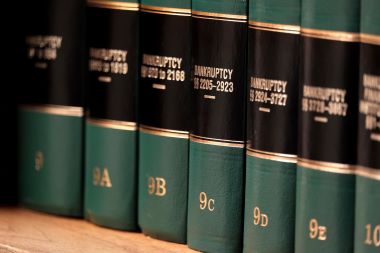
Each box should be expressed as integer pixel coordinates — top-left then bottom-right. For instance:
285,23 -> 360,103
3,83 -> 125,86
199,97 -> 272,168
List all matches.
0,1 -> 25,204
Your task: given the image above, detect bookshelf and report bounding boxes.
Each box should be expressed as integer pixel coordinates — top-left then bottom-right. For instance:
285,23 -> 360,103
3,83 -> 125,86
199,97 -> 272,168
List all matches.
0,207 -> 198,253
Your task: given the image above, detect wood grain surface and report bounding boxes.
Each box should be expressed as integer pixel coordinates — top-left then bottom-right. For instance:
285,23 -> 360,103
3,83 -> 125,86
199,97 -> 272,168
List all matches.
0,207 -> 198,253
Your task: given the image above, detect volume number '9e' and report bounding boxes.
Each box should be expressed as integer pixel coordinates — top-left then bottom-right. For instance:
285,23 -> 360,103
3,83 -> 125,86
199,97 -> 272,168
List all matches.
309,219 -> 327,241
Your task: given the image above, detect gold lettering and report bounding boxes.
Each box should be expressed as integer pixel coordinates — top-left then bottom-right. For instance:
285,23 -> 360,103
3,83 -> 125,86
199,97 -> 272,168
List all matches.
26,35 -> 62,62
155,177 -> 166,196
92,167 -> 112,188
34,151 -> 44,171
147,177 -> 166,197
253,207 -> 269,227
100,168 -> 112,188
199,192 -> 215,212
309,219 -> 327,241
89,48 -> 128,75
365,224 -> 380,247
141,54 -> 186,83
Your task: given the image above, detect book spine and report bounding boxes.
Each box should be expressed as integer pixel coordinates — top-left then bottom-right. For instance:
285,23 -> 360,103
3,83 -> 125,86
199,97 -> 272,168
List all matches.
295,0 -> 360,252
138,0 -> 191,243
84,0 -> 139,230
18,0 -> 85,216
187,1 -> 247,252
243,0 -> 300,252
355,0 -> 380,252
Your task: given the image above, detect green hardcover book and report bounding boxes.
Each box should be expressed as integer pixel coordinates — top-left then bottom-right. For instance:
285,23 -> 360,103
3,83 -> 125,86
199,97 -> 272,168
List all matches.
354,0 -> 380,251
295,0 -> 360,252
19,0 -> 85,216
243,0 -> 300,252
138,0 -> 191,243
187,1 -> 247,252
84,0 -> 139,230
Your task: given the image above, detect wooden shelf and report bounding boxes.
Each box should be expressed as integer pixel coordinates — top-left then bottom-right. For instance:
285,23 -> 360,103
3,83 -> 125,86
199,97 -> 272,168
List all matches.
0,207 -> 198,253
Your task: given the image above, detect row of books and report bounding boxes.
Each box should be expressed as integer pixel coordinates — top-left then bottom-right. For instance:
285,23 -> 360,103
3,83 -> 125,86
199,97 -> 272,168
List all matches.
17,0 -> 379,252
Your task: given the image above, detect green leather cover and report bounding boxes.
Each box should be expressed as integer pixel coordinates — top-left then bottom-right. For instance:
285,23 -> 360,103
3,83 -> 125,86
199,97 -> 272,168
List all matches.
295,166 -> 355,253
301,0 -> 360,32
355,176 -> 380,252
141,0 -> 190,8
360,0 -> 380,35
138,131 -> 189,243
192,0 -> 247,15
188,141 -> 244,253
244,156 -> 296,253
249,0 -> 300,25
84,123 -> 137,230
18,108 -> 83,216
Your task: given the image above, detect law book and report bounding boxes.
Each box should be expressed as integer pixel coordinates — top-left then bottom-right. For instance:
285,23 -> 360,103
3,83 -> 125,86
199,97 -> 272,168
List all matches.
243,0 -> 300,252
138,0 -> 191,243
19,0 -> 85,216
187,1 -> 247,252
84,0 -> 139,230
295,0 -> 360,252
354,0 -> 380,251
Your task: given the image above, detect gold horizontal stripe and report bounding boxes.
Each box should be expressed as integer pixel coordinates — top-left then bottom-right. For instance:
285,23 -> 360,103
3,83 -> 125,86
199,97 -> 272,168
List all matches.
302,28 -> 360,42
249,21 -> 300,34
190,134 -> 244,148
140,4 -> 190,16
87,118 -> 137,131
87,0 -> 139,11
361,33 -> 380,46
19,104 -> 84,117
247,148 -> 297,163
356,166 -> 380,181
192,10 -> 247,23
139,125 -> 189,139
298,158 -> 355,175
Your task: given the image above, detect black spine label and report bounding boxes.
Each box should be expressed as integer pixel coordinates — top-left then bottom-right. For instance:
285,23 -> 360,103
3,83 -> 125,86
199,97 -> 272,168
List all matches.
192,17 -> 247,142
358,43 -> 380,170
247,28 -> 299,154
299,37 -> 359,164
139,11 -> 191,131
87,7 -> 139,122
23,0 -> 85,107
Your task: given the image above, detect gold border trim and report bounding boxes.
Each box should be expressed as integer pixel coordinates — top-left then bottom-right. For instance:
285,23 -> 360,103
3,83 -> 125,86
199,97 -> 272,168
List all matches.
87,118 -> 137,131
140,4 -> 190,16
192,10 -> 247,23
19,104 -> 84,117
249,21 -> 300,34
139,125 -> 189,139
301,28 -> 360,42
247,148 -> 297,163
87,0 -> 139,11
361,33 -> 380,46
356,166 -> 380,181
190,134 -> 244,148
298,158 -> 355,175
